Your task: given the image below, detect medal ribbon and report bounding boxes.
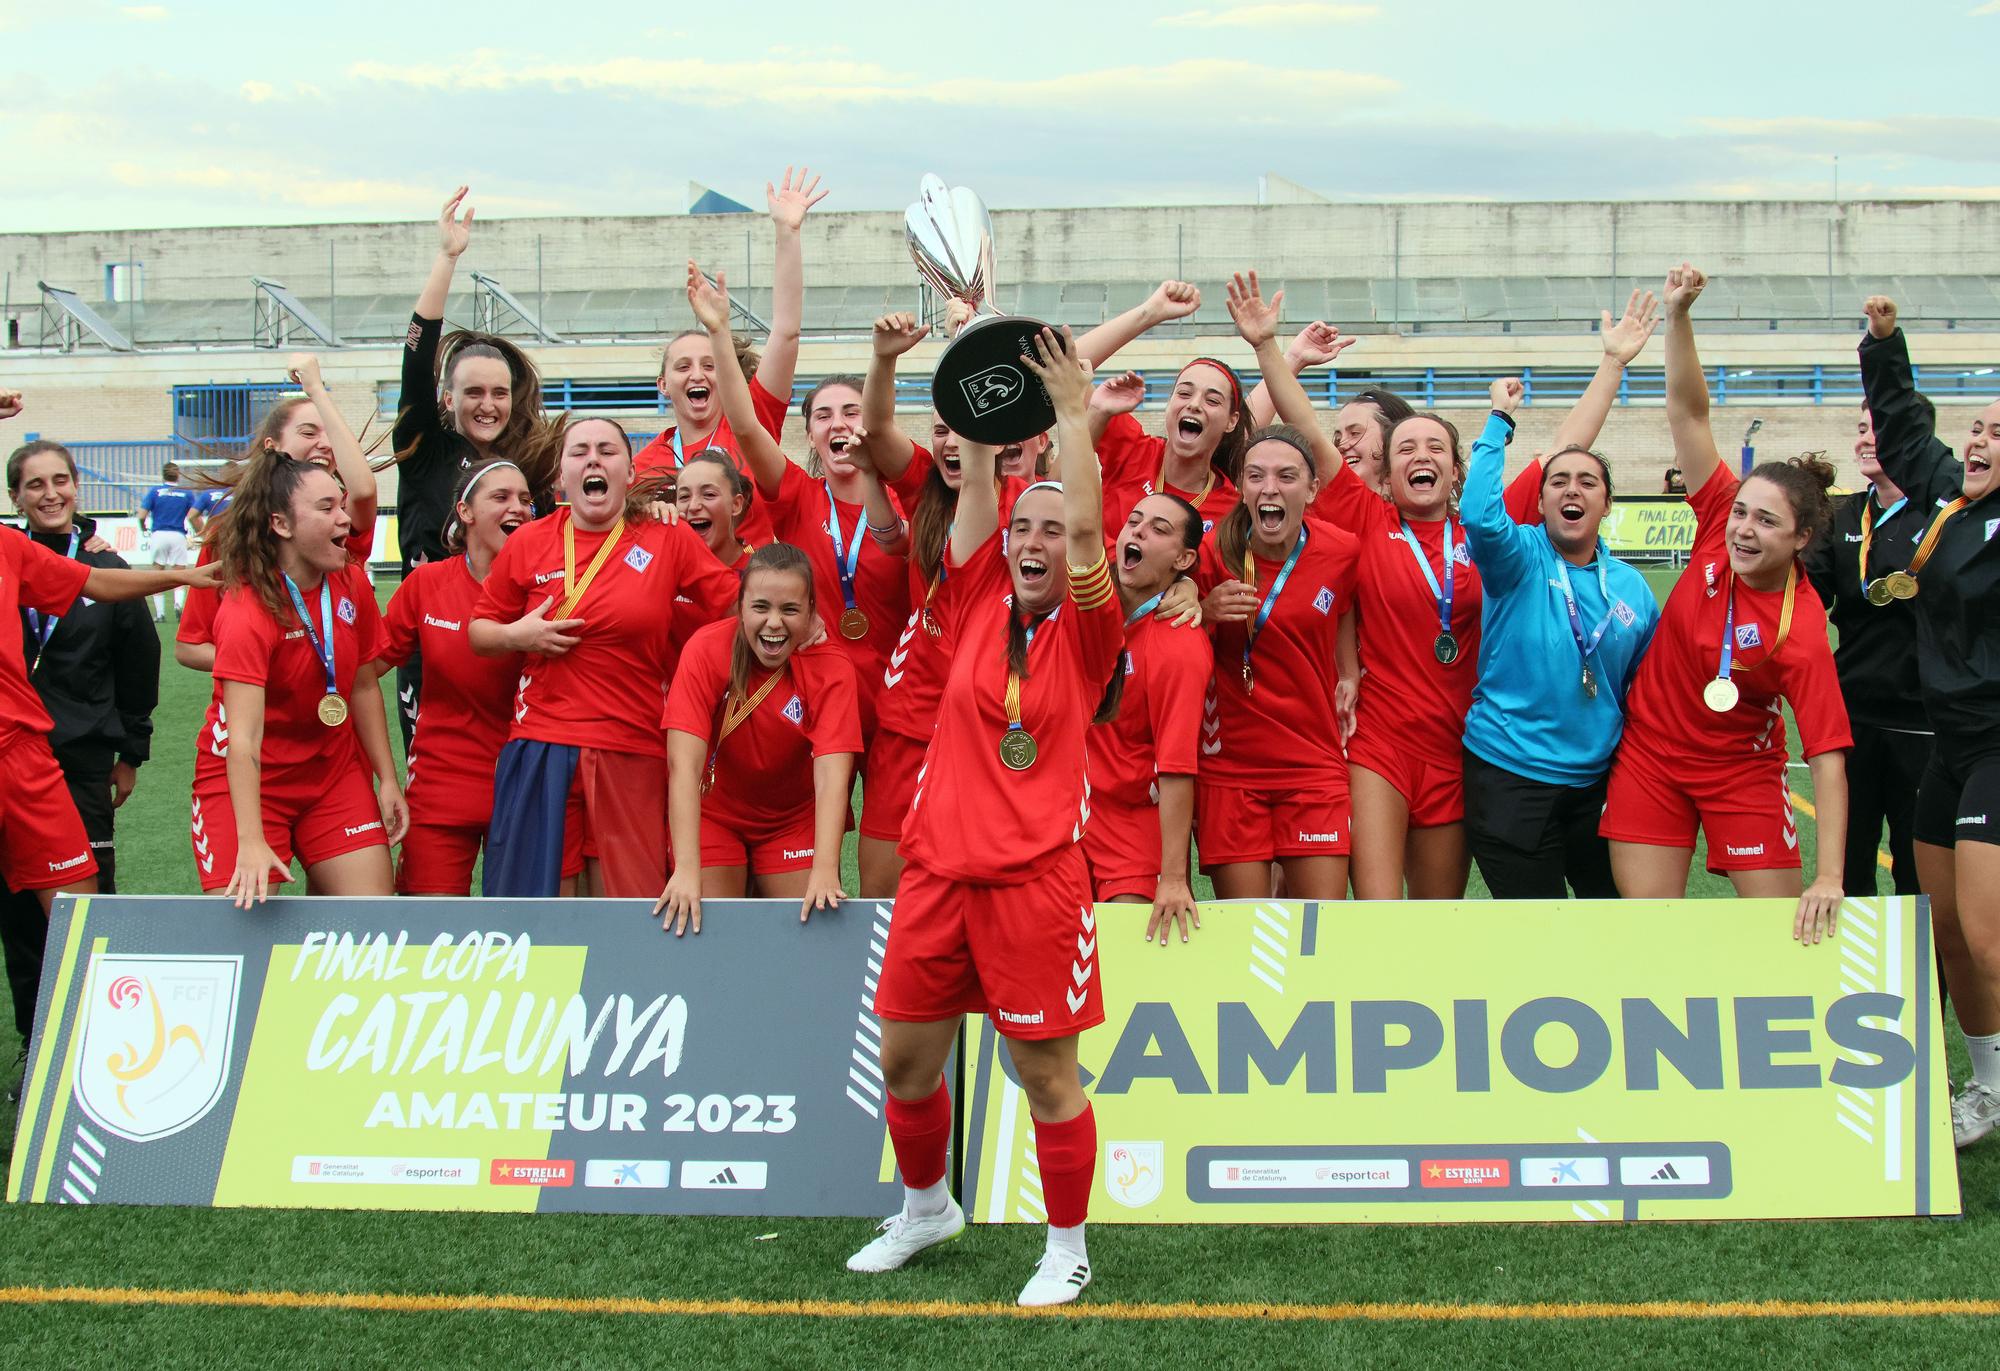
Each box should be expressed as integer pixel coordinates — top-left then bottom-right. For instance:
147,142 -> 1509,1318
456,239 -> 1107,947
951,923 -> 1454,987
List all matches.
705,666 -> 789,788
1398,517 -> 1455,638
1907,497 -> 1970,579
1242,525 -> 1308,684
25,531 -> 80,671
669,426 -> 722,471
1125,590 -> 1165,627
1717,562 -> 1797,684
1158,456 -> 1215,511
283,573 -> 339,702
1554,546 -> 1614,672
559,515 -> 627,619
1858,492 -> 1911,587
1003,612 -> 1057,736
827,489 -> 866,615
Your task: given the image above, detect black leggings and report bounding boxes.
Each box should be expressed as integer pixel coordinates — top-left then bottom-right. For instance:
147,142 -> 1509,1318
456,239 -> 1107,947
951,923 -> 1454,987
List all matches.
1463,749 -> 1619,900
1,752 -> 115,1045
1843,723 -> 1927,896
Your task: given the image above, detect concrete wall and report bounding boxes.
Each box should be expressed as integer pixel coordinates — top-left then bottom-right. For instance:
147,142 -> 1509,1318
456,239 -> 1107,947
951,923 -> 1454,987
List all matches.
6,200 -> 1995,307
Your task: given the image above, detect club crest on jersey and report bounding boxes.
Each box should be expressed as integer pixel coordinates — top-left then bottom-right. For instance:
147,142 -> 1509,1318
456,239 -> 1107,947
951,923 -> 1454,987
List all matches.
1452,543 -> 1471,566
782,694 -> 805,725
336,596 -> 356,625
1735,623 -> 1762,650
624,545 -> 654,574
1313,586 -> 1335,615
1612,599 -> 1637,627
1201,519 -> 1215,533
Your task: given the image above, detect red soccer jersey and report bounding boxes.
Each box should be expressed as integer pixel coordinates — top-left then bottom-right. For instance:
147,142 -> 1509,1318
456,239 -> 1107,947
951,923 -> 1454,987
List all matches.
633,375 -> 789,548
1088,610 -> 1212,809
1097,413 -> 1240,546
376,557 -> 520,828
1619,465 -> 1851,769
761,461 -> 913,729
900,532 -> 1124,884
877,466 -> 1030,743
473,512 -> 739,758
663,619 -> 862,830
198,562 -> 381,785
1194,517 -> 1361,788
180,521 -> 373,649
0,525 -> 91,751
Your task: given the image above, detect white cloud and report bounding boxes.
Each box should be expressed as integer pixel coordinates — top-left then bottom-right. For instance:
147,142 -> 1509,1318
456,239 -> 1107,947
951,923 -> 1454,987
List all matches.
1158,3 -> 1378,26
240,80 -> 273,103
1974,2 -> 2000,14
119,5 -> 169,17
346,52 -> 1397,109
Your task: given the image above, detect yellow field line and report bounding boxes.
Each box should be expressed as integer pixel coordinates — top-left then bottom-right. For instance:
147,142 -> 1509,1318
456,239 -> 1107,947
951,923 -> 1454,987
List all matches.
1,1285 -> 1998,1322
1790,791 -> 1893,872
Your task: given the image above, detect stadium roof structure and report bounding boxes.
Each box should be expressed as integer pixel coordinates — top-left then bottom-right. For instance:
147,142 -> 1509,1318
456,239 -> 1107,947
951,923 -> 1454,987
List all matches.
19,273 -> 2000,350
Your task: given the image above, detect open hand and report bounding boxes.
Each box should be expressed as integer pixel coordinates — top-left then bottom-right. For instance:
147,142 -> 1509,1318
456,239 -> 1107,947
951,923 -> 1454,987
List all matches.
516,595 -> 585,656
438,187 -> 473,258
873,311 -> 928,359
1020,326 -> 1092,414
1794,877 -> 1842,946
1225,271 -> 1284,349
655,870 -> 703,936
225,838 -> 290,909
1601,288 -> 1661,364
766,165 -> 827,233
1090,370 -> 1146,418
1146,875 -> 1199,945
1289,321 -> 1354,369
686,260 -> 730,333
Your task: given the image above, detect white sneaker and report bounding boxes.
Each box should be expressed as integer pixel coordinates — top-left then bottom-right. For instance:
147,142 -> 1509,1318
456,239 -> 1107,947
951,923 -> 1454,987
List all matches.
845,1195 -> 965,1273
1017,1247 -> 1091,1307
1952,1082 -> 2000,1149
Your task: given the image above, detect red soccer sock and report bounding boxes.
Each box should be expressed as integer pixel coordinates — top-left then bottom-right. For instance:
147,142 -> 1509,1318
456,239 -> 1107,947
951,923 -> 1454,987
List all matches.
1033,1103 -> 1097,1229
885,1079 -> 952,1191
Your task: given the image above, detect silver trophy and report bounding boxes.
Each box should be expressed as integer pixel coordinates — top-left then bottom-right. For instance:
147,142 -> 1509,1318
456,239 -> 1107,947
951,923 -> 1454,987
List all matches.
905,174 -> 1055,445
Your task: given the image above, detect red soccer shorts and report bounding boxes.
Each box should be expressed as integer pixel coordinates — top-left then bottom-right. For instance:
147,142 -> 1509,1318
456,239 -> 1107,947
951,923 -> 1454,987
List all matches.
191,761 -> 385,892
1600,744 -> 1802,874
859,727 -> 926,843
1347,729 -> 1465,828
874,844 -> 1104,1041
1083,793 -> 1171,901
396,820 -> 484,896
701,805 -> 818,874
569,747 -> 668,896
1195,778 -> 1351,865
0,734 -> 98,891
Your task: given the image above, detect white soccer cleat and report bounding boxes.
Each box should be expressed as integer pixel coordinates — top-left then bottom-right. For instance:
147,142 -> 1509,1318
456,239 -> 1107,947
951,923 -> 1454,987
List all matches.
1017,1248 -> 1092,1307
1952,1082 -> 2000,1149
845,1195 -> 966,1273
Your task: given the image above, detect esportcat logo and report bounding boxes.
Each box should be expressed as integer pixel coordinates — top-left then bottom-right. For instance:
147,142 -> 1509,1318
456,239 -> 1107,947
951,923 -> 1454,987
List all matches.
74,954 -> 242,1143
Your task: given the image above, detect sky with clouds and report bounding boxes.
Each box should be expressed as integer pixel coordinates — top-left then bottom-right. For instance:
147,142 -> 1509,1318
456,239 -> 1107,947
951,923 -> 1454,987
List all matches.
3,0 -> 1995,231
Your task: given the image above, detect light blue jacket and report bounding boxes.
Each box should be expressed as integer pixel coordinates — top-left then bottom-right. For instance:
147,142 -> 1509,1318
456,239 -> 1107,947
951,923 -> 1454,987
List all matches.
1462,411 -> 1660,786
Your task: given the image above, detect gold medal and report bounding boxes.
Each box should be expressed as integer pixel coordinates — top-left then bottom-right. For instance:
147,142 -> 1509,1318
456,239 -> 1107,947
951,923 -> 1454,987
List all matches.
317,692 -> 349,727
839,607 -> 870,640
1886,570 -> 1918,600
1865,578 -> 1895,607
1581,666 -> 1597,700
999,727 -> 1038,771
1434,631 -> 1460,666
921,608 -> 941,638
1702,677 -> 1739,713
1240,661 -> 1255,695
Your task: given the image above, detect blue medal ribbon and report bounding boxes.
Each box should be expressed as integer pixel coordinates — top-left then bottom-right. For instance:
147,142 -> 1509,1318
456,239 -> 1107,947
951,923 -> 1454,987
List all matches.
827,488 -> 866,613
1242,526 -> 1308,684
25,530 -> 80,669
1398,517 -> 1455,637
1555,546 -> 1615,678
283,573 -> 339,701
1124,590 -> 1165,627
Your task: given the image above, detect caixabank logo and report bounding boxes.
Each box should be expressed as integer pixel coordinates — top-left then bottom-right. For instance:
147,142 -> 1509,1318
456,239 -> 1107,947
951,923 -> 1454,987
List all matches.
73,953 -> 242,1143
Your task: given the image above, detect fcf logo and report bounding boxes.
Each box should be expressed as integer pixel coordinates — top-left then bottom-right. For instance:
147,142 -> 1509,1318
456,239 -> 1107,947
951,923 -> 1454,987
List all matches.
1105,1140 -> 1164,1209
74,953 -> 242,1143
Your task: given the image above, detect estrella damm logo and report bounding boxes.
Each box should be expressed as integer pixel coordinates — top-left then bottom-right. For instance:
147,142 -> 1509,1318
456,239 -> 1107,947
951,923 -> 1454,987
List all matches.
73,953 -> 242,1143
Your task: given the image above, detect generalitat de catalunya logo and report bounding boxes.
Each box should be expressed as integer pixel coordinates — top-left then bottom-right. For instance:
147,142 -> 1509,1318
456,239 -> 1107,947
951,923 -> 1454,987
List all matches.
73,953 -> 242,1143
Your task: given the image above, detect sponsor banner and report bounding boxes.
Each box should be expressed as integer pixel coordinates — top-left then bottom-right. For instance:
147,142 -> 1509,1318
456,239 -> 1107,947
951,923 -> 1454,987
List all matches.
8,895 -> 914,1217
1600,498 -> 1695,557
964,898 -> 1956,1223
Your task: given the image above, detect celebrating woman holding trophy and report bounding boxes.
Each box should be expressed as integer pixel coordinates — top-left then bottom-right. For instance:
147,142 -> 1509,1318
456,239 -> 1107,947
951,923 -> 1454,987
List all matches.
853,326 -> 1122,1308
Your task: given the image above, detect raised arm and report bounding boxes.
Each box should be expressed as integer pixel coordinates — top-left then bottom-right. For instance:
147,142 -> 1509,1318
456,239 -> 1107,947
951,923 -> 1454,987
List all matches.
1072,279 -> 1200,375
1461,379 -> 1536,589
847,426 -> 911,559
289,354 -> 377,532
1861,295 -> 1960,504
416,187 -> 472,322
753,165 -> 827,405
1021,328 -> 1104,567
1246,322 -> 1354,429
861,311 -> 928,481
951,437 -> 1000,565
688,261 -> 790,495
1552,289 -> 1659,454
1661,263 -> 1724,492
1225,271 -> 1343,477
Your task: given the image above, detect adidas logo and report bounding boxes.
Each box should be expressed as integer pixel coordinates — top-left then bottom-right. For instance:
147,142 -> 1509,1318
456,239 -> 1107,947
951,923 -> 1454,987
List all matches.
711,1167 -> 739,1186
1650,1162 -> 1681,1181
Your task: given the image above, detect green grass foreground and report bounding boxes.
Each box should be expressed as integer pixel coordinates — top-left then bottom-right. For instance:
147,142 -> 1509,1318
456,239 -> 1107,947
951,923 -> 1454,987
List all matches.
2,572 -> 1990,1369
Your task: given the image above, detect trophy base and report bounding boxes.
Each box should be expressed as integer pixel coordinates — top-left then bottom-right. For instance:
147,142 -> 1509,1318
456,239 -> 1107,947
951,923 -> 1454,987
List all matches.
931,314 -> 1058,446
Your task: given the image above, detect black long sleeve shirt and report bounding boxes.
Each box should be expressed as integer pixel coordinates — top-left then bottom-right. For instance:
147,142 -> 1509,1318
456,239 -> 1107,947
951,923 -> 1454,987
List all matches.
1860,327 -> 2000,748
391,312 -> 482,571
17,515 -> 160,768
